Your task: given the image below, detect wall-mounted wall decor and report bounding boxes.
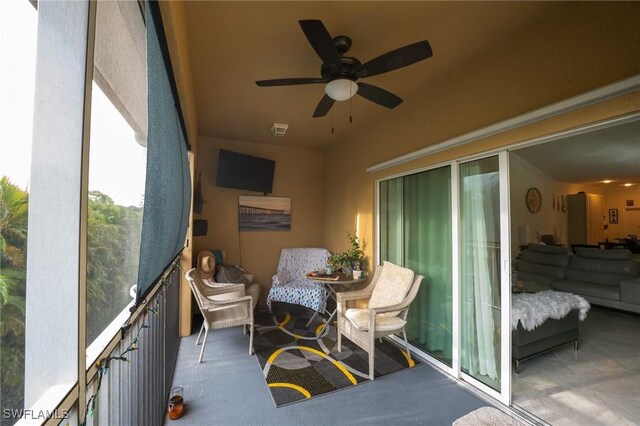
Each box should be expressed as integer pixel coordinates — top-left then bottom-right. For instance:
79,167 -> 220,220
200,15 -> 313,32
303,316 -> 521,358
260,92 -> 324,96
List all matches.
239,195 -> 291,231
627,199 -> 635,207
526,187 -> 542,213
609,208 -> 619,224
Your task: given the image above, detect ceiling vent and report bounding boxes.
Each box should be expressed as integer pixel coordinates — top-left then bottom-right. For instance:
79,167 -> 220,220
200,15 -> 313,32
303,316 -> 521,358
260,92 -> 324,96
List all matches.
271,123 -> 288,137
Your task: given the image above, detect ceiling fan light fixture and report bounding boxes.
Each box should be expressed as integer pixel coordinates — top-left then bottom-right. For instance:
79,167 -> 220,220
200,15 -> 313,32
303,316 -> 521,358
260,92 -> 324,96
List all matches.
325,79 -> 358,101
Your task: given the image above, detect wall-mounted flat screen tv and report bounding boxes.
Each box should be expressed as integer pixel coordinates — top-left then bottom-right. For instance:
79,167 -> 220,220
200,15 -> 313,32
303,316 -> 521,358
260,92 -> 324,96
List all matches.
215,149 -> 275,195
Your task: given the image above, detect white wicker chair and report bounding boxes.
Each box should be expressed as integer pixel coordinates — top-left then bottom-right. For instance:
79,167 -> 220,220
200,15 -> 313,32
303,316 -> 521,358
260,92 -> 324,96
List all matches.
186,269 -> 254,363
337,261 -> 424,380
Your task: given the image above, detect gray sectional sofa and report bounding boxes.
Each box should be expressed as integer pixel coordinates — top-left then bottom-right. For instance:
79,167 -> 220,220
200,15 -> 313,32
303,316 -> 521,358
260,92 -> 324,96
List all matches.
516,244 -> 640,314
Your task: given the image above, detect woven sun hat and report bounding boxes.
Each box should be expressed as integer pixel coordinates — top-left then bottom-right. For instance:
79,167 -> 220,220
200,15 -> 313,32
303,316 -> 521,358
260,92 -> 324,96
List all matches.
197,250 -> 216,280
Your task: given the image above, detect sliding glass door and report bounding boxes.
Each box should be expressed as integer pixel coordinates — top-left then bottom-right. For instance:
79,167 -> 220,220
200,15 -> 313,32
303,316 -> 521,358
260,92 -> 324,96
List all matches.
377,153 -> 511,403
379,166 -> 453,365
459,156 -> 502,391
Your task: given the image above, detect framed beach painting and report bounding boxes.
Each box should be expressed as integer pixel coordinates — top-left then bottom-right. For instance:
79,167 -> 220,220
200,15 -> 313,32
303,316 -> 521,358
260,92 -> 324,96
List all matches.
239,196 -> 291,231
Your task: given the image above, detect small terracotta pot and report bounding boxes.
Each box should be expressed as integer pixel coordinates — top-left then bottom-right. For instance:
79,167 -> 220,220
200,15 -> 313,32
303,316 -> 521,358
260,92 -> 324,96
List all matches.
168,395 -> 185,420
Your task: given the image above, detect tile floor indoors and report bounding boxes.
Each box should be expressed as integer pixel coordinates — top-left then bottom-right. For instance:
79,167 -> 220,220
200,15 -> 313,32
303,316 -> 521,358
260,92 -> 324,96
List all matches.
512,306 -> 640,425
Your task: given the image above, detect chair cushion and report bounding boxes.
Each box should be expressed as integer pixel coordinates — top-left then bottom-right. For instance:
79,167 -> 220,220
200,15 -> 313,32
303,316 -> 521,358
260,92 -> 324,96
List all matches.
344,308 -> 407,332
368,261 -> 415,316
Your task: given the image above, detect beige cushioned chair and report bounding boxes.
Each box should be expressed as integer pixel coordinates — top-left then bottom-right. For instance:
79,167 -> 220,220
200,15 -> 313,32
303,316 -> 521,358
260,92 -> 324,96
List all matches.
186,269 -> 254,363
337,261 -> 424,380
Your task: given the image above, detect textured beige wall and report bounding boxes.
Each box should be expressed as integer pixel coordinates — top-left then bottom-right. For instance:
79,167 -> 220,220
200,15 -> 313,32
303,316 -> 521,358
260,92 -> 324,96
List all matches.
194,137 -> 325,305
323,2 -> 640,265
323,3 -> 640,266
603,186 -> 640,240
324,93 -> 640,274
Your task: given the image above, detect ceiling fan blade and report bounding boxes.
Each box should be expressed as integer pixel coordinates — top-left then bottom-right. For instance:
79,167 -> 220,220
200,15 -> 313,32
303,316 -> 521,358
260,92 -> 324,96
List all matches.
299,19 -> 340,64
313,94 -> 335,117
357,40 -> 433,79
357,83 -> 403,109
256,78 -> 327,87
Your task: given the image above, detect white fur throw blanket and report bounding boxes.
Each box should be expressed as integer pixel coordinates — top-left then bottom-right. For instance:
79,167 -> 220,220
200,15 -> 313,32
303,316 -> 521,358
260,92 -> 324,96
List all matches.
512,290 -> 590,331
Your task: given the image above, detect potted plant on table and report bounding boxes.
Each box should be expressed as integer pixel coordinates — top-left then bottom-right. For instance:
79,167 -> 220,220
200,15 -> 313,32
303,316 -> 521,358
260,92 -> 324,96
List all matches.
329,233 -> 366,277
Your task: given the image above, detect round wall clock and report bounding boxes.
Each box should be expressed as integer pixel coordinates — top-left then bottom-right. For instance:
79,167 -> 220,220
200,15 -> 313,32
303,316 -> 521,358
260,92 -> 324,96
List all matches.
526,187 -> 542,213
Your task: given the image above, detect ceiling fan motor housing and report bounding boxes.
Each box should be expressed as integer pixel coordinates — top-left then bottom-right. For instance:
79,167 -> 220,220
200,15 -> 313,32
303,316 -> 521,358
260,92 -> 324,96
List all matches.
321,56 -> 361,81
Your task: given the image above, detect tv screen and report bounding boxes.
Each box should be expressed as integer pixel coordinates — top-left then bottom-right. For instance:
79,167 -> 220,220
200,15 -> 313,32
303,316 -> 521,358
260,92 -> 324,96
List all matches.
215,149 -> 275,194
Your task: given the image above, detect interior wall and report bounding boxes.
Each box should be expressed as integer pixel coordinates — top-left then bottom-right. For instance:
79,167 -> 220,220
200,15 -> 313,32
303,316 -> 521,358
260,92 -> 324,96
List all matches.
509,153 -> 603,251
194,137 -> 325,303
602,186 -> 640,240
322,2 -> 640,270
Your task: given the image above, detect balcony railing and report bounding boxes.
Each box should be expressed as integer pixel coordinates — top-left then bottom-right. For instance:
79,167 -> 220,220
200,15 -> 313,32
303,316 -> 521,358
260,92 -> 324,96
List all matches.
17,268 -> 180,426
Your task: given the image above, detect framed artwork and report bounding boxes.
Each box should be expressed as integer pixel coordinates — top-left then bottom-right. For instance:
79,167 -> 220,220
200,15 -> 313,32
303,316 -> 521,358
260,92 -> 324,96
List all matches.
239,195 -> 291,231
627,199 -> 635,207
609,208 -> 619,224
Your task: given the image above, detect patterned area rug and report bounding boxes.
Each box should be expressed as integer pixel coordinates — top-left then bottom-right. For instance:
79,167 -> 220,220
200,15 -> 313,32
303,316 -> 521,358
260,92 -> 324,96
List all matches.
253,308 -> 421,406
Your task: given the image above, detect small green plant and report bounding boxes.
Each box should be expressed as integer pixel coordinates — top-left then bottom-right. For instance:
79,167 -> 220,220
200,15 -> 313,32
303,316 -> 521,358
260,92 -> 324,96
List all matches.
329,232 -> 366,270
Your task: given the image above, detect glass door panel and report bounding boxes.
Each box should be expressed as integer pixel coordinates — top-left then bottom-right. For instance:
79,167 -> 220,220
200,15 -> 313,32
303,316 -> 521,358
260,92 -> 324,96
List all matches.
379,166 -> 452,365
459,156 -> 502,390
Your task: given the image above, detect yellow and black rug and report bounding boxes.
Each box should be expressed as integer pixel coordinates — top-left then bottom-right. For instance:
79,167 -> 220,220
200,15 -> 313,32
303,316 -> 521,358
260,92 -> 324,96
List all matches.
253,308 -> 420,406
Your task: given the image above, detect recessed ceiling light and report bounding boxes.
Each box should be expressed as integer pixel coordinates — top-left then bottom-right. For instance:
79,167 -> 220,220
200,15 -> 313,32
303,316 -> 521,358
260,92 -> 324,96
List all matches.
624,183 -> 633,187
602,180 -> 612,184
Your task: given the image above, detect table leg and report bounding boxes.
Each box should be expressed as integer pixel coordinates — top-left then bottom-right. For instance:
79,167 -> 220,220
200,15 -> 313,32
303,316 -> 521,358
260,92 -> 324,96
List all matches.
306,285 -> 333,328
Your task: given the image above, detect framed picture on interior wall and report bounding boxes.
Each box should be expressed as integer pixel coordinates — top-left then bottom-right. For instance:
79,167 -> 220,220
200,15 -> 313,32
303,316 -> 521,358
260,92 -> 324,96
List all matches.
239,195 -> 291,231
627,199 -> 635,207
609,208 -> 619,224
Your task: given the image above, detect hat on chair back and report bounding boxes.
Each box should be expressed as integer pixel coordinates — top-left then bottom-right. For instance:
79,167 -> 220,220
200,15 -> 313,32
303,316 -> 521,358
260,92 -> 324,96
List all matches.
197,250 -> 216,280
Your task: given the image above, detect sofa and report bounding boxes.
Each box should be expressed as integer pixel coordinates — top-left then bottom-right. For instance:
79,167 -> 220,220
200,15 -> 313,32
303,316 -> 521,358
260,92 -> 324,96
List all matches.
553,247 -> 640,314
516,244 -> 640,314
512,310 -> 579,373
516,243 -> 570,287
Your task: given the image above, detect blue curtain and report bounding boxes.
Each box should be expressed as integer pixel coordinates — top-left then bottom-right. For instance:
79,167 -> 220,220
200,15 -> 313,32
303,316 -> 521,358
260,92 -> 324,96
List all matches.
136,1 -> 191,300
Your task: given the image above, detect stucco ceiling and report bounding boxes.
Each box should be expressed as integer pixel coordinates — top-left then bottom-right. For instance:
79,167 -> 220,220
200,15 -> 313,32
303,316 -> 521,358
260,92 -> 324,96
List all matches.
183,1 -> 560,149
513,119 -> 640,187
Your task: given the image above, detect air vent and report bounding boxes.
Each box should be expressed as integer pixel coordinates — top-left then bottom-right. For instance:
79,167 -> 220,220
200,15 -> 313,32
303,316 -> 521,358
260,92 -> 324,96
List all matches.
271,123 -> 288,137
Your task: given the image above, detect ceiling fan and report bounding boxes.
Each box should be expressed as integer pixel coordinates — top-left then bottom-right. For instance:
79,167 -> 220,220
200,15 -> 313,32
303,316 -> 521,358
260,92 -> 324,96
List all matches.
255,19 -> 433,118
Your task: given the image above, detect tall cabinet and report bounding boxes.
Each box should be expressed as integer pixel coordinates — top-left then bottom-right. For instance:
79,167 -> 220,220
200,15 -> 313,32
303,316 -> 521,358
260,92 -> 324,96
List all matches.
567,193 -> 604,245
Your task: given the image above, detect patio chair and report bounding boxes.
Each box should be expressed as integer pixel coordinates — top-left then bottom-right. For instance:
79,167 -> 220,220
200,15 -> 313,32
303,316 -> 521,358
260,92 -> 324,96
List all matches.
266,247 -> 331,313
186,269 -> 254,363
337,261 -> 424,380
196,249 -> 261,310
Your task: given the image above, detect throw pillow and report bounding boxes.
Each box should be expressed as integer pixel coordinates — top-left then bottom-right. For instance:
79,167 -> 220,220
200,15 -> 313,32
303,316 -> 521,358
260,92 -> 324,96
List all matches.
216,265 -> 249,286
212,250 -> 225,264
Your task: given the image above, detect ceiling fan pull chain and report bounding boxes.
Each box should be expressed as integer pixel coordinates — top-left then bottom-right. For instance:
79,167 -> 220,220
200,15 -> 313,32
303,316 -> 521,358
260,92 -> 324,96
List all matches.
331,107 -> 334,134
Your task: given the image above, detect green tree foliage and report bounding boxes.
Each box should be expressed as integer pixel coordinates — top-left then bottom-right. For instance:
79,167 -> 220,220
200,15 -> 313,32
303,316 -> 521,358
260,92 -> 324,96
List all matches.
86,190 -> 143,343
0,178 -> 143,417
0,177 -> 28,415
